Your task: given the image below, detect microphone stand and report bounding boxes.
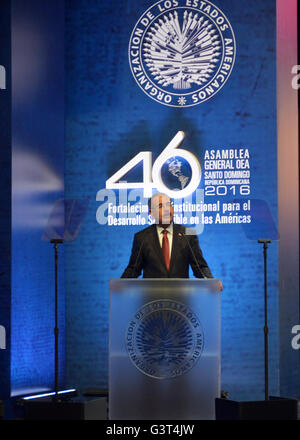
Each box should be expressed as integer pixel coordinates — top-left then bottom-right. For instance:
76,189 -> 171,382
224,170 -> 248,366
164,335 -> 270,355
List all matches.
257,238 -> 271,401
178,232 -> 206,279
50,238 -> 64,402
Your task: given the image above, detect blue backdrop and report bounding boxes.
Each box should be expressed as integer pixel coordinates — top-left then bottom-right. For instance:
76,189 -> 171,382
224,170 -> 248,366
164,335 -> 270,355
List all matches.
65,0 -> 278,401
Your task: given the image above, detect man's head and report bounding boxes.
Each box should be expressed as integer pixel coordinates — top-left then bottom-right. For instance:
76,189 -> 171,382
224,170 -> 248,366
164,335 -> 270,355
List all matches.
148,193 -> 173,227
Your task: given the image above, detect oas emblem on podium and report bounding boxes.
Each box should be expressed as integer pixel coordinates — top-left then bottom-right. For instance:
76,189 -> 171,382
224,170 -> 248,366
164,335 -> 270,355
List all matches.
125,299 -> 204,379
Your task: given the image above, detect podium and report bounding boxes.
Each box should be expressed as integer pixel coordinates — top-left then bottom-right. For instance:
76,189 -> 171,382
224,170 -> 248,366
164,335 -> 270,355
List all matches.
109,278 -> 221,420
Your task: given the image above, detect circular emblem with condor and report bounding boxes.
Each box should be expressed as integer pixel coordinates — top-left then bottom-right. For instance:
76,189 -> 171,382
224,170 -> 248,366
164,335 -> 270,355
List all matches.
129,0 -> 236,107
125,299 -> 204,379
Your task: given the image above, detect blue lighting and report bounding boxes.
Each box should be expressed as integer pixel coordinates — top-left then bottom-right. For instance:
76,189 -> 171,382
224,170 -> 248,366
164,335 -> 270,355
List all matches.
22,388 -> 76,401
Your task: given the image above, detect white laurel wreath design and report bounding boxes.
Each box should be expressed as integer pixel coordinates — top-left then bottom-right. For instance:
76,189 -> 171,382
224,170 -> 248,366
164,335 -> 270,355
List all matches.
143,10 -> 221,90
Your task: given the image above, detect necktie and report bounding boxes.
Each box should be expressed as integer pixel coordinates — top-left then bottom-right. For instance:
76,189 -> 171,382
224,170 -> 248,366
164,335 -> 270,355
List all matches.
162,229 -> 170,270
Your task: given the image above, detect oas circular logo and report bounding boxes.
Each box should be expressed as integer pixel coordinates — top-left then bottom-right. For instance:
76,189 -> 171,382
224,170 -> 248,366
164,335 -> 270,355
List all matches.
125,299 -> 204,379
129,0 -> 236,107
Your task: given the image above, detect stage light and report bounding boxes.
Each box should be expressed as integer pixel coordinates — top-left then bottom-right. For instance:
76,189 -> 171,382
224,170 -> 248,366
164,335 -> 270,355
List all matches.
21,388 -> 76,401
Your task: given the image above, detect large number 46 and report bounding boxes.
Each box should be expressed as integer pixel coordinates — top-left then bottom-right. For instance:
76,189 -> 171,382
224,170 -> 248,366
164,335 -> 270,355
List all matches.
106,131 -> 201,199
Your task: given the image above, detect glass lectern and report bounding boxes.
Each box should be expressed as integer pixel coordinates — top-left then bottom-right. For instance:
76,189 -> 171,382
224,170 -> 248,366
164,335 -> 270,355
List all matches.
109,278 -> 221,420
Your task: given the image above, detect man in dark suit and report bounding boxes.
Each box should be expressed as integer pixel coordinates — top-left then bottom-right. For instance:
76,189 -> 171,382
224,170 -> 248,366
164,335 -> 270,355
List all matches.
121,192 -> 216,280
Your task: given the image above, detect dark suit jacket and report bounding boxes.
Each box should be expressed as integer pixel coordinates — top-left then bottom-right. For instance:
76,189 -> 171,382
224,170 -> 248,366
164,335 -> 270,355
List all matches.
121,224 -> 213,279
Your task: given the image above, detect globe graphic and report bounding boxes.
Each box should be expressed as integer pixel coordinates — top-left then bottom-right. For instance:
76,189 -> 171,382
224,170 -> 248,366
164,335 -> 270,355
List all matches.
161,156 -> 192,192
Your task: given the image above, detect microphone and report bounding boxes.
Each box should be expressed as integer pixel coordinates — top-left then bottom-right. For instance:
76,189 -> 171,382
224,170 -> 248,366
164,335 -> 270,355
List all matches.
178,232 -> 207,279
130,238 -> 145,277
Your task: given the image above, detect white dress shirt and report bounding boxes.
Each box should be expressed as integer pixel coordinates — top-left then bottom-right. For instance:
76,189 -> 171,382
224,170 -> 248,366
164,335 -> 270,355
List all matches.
156,223 -> 173,258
